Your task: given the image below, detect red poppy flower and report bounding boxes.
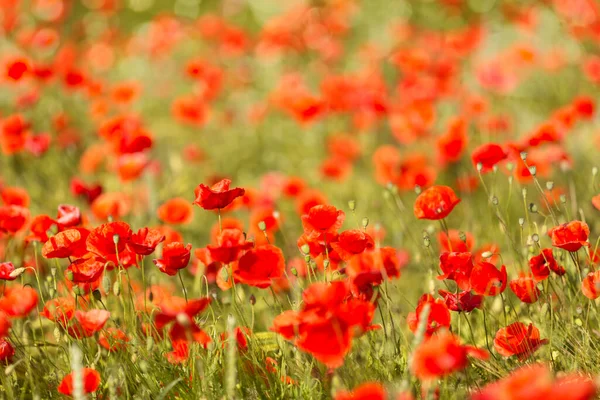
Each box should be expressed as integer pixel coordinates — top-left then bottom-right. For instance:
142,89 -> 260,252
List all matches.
301,205 -> 345,240
155,297 -> 212,350
0,114 -> 30,155
99,328 -> 129,352
494,322 -> 548,360
220,326 -> 251,352
41,297 -> 75,325
54,204 -> 81,228
157,197 -> 194,225
438,229 -> 474,252
234,245 -> 285,288
529,248 -> 565,281
548,221 -> 590,252
66,256 -> 106,283
438,290 -> 483,313
153,242 -> 192,276
582,271 -> 600,300
471,143 -> 507,173
91,192 -> 131,221
68,309 -> 111,338
128,227 -> 165,256
0,186 -> 29,207
70,178 -> 103,204
438,252 -> 473,290
207,228 -> 253,264
436,117 -> 468,164
334,383 -> 386,400
42,228 -> 89,259
58,368 -> 101,396
193,179 -> 245,210
509,274 -> 541,303
573,96 -> 595,120
0,262 -> 17,281
413,186 -> 460,220
407,294 -> 451,337
0,285 -> 38,318
26,215 -> 57,243
86,222 -> 132,265
412,331 -> 488,380
470,262 -> 507,296
0,205 -> 29,233
330,230 -> 375,260
0,311 -> 11,337
346,247 -> 406,290
0,339 -> 14,362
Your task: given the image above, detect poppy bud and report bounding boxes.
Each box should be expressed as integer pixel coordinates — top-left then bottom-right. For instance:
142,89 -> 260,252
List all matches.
291,267 -> 298,276
51,267 -> 57,277
65,270 -> 74,281
476,162 -> 483,172
415,185 -> 422,195
520,152 -> 527,161
491,196 -> 499,205
480,251 -> 493,258
560,195 -> 567,204
113,234 -> 119,245
73,285 -> 84,296
532,234 -> 539,243
8,268 -> 25,279
546,181 -> 554,190
518,218 -> 525,227
258,221 -> 267,232
304,255 -> 311,263
102,275 -> 111,293
249,294 -> 256,306
361,217 -> 369,229
424,237 -> 431,247
506,162 -> 514,172
528,166 -> 537,176
92,290 -> 102,301
459,231 -> 467,243
139,360 -> 149,373
323,259 -> 330,270
348,200 -> 356,211
300,244 -> 310,255
146,337 -> 154,352
113,281 -> 121,296
529,203 -> 538,213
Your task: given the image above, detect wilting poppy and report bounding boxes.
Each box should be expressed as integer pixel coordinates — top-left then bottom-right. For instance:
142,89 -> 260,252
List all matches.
301,205 -> 345,240
494,322 -> 548,360
207,228 -> 253,264
413,186 -> 460,220
548,221 -> 589,252
407,294 -> 451,337
509,274 -> 541,303
470,262 -> 507,296
412,331 -> 488,380
58,368 -> 101,396
157,197 -> 194,225
234,245 -> 285,288
128,227 -> 165,256
193,179 -> 245,210
153,242 -> 192,276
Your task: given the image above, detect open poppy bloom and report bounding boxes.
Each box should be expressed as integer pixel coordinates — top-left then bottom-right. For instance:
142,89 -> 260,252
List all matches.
271,281 -> 375,369
86,222 -> 133,265
207,228 -> 253,264
153,242 -> 192,276
0,262 -> 17,281
0,285 -> 38,318
413,185 -> 460,220
406,294 -> 451,337
56,204 -> 82,227
41,297 -> 76,325
582,271 -> 600,300
438,229 -> 474,252
471,143 -> 507,172
438,252 -> 473,290
330,230 -> 375,261
470,262 -> 507,296
301,204 -> 345,241
128,227 -> 165,256
58,368 -> 101,396
334,383 -> 386,400
411,331 -> 488,380
193,179 -> 245,210
346,247 -> 406,293
529,248 -> 565,281
509,274 -> 541,303
0,339 -> 15,362
0,205 -> 29,233
157,197 -> 194,224
548,221 -> 590,252
233,244 -> 285,288
66,256 -> 106,283
494,322 -> 548,360
438,290 -> 483,313
99,328 -> 130,352
42,228 -> 89,259
68,309 -> 110,338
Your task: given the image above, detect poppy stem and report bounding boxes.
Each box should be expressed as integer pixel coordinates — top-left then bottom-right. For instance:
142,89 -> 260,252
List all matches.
178,270 -> 188,303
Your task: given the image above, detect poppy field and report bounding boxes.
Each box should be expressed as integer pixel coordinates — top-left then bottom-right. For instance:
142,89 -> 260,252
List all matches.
3,0 -> 600,399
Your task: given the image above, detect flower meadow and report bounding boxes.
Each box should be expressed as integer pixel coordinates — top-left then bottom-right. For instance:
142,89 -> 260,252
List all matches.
4,0 -> 600,399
